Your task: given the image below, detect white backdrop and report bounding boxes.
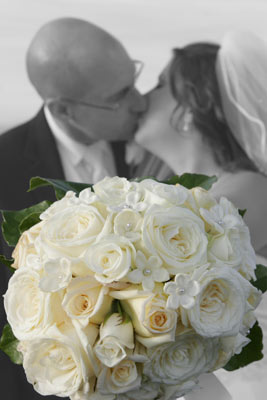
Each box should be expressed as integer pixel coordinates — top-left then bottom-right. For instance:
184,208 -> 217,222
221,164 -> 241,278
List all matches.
1,0 -> 267,132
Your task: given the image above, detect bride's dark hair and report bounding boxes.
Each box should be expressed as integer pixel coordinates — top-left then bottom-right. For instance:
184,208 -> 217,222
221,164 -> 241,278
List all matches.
169,43 -> 257,172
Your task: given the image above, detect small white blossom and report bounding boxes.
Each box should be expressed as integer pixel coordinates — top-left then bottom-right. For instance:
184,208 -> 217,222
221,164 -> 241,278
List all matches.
39,258 -> 72,292
164,273 -> 200,309
127,251 -> 169,291
200,197 -> 243,234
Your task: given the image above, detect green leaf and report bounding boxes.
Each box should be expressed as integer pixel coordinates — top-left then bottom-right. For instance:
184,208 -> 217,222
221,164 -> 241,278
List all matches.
164,173 -> 218,190
0,255 -> 15,273
0,324 -> 22,365
28,177 -> 93,200
238,209 -> 247,218
132,174 -> 217,190
251,264 -> 267,293
1,200 -> 51,246
19,212 -> 44,234
131,176 -> 160,183
223,321 -> 263,371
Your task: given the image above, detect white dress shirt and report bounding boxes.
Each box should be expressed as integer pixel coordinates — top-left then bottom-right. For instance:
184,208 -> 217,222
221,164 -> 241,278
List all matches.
44,106 -> 117,184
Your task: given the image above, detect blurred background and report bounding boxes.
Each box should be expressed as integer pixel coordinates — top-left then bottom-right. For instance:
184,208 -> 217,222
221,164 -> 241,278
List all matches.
1,0 -> 267,133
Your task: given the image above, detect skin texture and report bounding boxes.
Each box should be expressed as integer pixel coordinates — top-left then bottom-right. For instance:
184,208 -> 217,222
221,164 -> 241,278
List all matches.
135,64 -> 220,176
26,18 -> 147,144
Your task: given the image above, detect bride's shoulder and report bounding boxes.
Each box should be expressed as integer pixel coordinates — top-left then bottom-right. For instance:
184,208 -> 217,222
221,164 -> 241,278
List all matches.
211,170 -> 267,207
210,169 -> 267,252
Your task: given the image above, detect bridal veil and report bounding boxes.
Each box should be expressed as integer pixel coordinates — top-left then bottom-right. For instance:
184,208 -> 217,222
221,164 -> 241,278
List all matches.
216,30 -> 267,175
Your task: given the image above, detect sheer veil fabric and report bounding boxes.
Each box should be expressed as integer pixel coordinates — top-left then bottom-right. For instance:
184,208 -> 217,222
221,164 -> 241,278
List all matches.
216,30 -> 267,175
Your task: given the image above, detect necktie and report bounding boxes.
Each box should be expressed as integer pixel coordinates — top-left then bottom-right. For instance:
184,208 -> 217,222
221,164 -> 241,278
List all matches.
110,141 -> 130,179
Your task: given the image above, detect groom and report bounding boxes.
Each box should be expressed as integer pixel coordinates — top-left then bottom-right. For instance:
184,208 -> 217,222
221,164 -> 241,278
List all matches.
0,17 -> 146,400
0,17 -> 146,213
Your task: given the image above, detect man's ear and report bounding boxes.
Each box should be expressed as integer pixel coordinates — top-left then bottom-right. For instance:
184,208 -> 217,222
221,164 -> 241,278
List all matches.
48,100 -> 71,120
214,105 -> 225,123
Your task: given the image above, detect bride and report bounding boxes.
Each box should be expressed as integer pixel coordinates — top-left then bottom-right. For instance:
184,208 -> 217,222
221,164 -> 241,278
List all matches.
135,30 -> 267,400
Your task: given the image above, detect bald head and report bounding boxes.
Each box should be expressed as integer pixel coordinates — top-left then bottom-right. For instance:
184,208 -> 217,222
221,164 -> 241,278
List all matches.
26,18 -> 133,101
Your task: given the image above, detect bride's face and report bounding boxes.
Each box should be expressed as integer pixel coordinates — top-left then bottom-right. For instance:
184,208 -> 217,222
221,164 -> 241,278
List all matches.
135,64 -> 202,173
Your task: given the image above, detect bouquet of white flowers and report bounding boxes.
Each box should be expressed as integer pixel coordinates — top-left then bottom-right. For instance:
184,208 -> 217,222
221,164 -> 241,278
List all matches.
0,174 -> 266,400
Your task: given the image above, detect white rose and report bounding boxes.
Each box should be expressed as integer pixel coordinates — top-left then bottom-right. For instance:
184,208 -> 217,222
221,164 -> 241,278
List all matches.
114,209 -> 142,242
20,324 -> 98,398
40,191 -> 79,220
241,284 -> 262,334
71,379 -> 115,400
94,312 -> 134,367
208,227 -> 256,280
4,267 -> 65,340
93,177 -> 132,206
201,197 -> 256,279
159,380 -> 198,400
142,206 -> 208,274
144,332 -> 218,384
191,187 -> 217,211
214,333 -> 250,369
62,276 -> 113,324
97,359 -> 141,394
183,267 -> 251,337
84,235 -> 136,284
11,221 -> 43,269
111,289 -> 177,348
38,204 -> 106,258
140,179 -> 188,207
117,380 -> 161,400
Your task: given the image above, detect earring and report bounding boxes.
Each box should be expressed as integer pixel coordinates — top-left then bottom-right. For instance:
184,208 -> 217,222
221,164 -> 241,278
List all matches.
182,111 -> 193,132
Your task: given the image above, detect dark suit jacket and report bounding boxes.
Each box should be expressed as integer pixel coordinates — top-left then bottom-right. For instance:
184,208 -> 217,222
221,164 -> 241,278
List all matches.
0,109 -> 65,400
0,108 -> 131,400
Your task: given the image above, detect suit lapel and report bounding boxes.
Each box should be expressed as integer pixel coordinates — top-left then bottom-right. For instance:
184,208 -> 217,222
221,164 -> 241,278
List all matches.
24,108 -> 65,203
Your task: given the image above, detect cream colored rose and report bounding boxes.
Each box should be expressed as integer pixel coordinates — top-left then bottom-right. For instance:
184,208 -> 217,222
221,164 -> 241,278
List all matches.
183,267 -> 251,337
70,378 -> 115,400
191,187 -> 217,211
159,380 -> 198,400
20,324 -> 98,398
142,206 -> 208,274
4,267 -> 65,340
12,221 -> 43,269
144,332 -> 218,384
200,197 -> 256,279
38,204 -> 105,258
62,276 -> 112,324
93,177 -> 132,206
40,191 -> 79,221
114,209 -> 142,242
111,289 -> 177,348
140,179 -> 188,207
94,313 -> 134,367
97,359 -> 141,394
84,235 -> 136,284
216,333 -> 251,370
208,227 -> 256,280
117,380 -> 161,400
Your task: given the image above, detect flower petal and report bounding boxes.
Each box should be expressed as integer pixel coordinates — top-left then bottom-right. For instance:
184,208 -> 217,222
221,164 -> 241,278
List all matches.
128,269 -> 143,283
187,280 -> 200,297
180,294 -> 195,309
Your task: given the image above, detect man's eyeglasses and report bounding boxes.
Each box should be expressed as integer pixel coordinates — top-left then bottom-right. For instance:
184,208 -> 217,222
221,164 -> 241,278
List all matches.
46,60 -> 144,111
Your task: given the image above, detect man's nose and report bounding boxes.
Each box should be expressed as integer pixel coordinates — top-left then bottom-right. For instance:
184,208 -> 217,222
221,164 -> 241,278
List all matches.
129,89 -> 148,113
